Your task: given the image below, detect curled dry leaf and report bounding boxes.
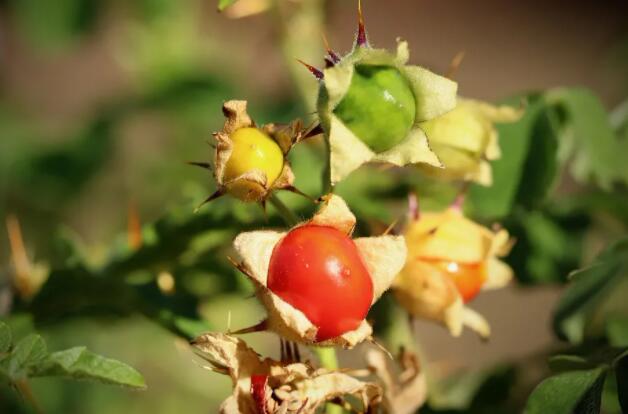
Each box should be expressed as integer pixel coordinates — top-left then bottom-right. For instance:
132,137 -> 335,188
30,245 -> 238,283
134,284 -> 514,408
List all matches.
195,100 -> 308,205
366,347 -> 427,414
233,194 -> 406,348
393,206 -> 514,338
192,332 -> 382,414
419,98 -> 523,186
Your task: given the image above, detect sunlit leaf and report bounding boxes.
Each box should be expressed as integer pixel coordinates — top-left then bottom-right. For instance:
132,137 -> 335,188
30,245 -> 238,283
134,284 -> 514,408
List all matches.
6,334 -> 47,379
31,347 -> 146,389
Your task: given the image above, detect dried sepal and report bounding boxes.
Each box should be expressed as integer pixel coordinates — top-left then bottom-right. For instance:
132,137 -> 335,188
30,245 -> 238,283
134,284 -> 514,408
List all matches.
192,333 -> 382,413
393,205 -> 513,338
233,194 -> 406,347
317,37 -> 457,184
366,347 -> 427,414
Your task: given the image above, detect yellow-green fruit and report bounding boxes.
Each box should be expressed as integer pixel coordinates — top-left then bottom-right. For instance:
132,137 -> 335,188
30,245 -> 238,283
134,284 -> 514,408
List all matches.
333,65 -> 416,153
223,127 -> 284,199
419,104 -> 490,178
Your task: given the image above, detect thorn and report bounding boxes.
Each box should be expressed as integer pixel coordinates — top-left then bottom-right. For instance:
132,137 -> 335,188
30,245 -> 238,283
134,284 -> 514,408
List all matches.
303,123 -> 323,139
6,214 -> 33,298
368,336 -> 393,359
356,0 -> 368,47
383,218 -> 399,236
259,200 -> 268,221
447,51 -> 466,79
128,201 -> 142,250
408,193 -> 419,221
451,182 -> 471,212
322,33 -> 340,63
283,186 -> 316,203
296,59 -> 323,80
187,161 -> 212,170
231,319 -> 268,335
194,190 -> 224,212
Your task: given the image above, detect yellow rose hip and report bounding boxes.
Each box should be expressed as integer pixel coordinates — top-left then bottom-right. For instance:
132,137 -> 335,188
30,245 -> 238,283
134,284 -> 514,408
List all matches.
192,100 -> 308,207
222,127 -> 284,187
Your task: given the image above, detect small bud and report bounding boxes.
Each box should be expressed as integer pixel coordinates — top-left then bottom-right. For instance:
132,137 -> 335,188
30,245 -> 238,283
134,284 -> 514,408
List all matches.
419,99 -> 523,185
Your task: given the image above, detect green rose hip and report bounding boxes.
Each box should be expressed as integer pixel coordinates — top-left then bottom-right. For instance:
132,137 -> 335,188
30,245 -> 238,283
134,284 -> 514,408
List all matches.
333,65 -> 416,153
302,3 -> 457,184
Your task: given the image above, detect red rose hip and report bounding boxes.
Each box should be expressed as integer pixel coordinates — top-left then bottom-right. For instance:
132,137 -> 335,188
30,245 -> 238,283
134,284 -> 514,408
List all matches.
268,224 -> 374,341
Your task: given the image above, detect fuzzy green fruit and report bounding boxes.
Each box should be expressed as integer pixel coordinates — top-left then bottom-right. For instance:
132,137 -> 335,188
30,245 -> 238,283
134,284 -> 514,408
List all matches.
333,65 -> 416,153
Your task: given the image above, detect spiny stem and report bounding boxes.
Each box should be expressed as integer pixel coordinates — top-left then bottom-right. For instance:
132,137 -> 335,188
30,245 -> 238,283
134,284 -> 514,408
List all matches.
268,194 -> 299,226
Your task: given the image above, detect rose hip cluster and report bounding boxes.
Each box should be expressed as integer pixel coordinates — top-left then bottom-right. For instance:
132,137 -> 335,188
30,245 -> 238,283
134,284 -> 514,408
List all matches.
191,3 -> 519,413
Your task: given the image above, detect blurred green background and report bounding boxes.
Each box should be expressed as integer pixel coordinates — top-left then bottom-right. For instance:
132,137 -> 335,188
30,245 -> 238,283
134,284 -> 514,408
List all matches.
1,0 -> 627,413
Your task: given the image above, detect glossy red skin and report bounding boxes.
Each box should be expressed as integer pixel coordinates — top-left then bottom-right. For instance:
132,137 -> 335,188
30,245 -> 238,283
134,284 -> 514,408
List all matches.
250,374 -> 268,414
268,224 -> 374,341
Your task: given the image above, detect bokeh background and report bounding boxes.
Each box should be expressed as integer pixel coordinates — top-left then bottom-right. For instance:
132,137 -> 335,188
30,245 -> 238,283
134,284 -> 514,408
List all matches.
1,0 -> 627,413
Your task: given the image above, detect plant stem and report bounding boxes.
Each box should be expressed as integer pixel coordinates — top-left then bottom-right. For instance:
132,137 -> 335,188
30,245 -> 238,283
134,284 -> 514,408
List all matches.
268,194 -> 299,226
315,349 -> 343,414
314,346 -> 339,370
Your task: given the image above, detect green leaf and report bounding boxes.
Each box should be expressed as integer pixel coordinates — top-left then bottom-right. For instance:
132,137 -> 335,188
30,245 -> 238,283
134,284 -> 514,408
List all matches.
615,351 -> 628,413
524,367 -> 607,414
504,206 -> 588,285
548,88 -> 628,189
469,95 -> 555,219
553,238 -> 628,343
606,317 -> 628,347
7,334 -> 47,379
217,0 -> 239,11
548,355 -> 593,373
513,106 -> 560,208
0,322 -> 11,353
30,347 -> 145,389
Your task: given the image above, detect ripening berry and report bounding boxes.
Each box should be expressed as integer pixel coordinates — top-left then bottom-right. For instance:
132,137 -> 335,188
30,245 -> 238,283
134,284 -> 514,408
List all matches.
393,199 -> 514,338
306,3 -> 457,184
268,224 -> 374,341
191,100 -> 308,208
334,65 -> 416,152
232,194 -> 406,348
222,127 -> 285,200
